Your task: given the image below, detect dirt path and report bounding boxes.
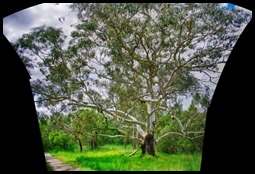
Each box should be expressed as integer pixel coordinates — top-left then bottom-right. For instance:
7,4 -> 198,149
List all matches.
45,153 -> 80,171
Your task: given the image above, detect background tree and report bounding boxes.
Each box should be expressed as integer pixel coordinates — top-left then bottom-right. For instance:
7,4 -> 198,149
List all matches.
156,97 -> 207,154
14,3 -> 251,156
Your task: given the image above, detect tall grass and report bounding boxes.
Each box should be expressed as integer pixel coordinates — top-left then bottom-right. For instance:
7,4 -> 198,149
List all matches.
49,144 -> 202,171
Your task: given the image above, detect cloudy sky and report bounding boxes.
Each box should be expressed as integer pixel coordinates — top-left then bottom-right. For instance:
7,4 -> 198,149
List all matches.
3,3 -> 80,83
3,3 -> 252,113
3,3 -> 79,114
3,3 -> 78,43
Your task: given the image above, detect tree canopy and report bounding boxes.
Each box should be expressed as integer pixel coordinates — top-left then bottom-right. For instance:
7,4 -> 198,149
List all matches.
13,3 -> 251,155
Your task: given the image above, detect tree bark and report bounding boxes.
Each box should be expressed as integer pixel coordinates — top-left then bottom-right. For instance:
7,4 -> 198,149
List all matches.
90,139 -> 94,150
124,138 -> 127,149
94,131 -> 98,149
132,125 -> 136,149
141,133 -> 156,156
141,142 -> 146,154
132,140 -> 137,149
145,133 -> 155,156
78,138 -> 83,152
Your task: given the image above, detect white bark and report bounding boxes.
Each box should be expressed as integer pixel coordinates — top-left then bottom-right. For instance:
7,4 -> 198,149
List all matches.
107,109 -> 146,126
187,131 -> 204,134
68,102 -> 147,139
146,99 -> 156,134
149,114 -> 155,133
171,115 -> 185,133
73,103 -> 146,126
124,146 -> 141,157
142,97 -> 160,103
97,134 -> 126,138
149,107 -> 168,116
156,132 -> 186,143
190,134 -> 204,140
97,134 -> 143,143
136,125 -> 146,138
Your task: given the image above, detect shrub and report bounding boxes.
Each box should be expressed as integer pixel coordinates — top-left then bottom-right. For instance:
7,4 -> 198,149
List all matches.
48,130 -> 75,151
156,135 -> 202,154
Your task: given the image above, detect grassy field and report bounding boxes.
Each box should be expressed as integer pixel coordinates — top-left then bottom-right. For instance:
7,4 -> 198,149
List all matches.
48,144 -> 202,171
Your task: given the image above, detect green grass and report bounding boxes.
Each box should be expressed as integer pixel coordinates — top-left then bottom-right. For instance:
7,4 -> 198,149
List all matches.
48,144 -> 202,171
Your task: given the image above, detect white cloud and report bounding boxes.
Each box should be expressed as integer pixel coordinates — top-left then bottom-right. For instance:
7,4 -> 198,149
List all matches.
30,68 -> 44,80
3,3 -> 78,43
3,3 -> 78,115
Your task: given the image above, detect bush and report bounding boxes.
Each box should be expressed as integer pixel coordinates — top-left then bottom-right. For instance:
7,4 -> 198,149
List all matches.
48,130 -> 76,151
156,135 -> 202,154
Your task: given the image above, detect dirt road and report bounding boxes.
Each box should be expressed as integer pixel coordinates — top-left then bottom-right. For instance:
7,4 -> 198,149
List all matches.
45,153 -> 80,171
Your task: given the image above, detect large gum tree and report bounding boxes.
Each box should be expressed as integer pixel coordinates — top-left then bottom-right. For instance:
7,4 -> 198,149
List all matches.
13,3 -> 251,156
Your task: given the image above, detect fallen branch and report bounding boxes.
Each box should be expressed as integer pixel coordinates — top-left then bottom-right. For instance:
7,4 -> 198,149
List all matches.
123,146 -> 141,157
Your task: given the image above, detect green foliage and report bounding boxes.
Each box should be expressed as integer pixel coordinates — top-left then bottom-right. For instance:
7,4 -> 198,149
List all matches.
155,101 -> 206,154
40,124 -> 51,151
39,108 -> 115,151
14,3 -> 251,114
48,130 -> 75,151
16,3 -> 251,156
156,133 -> 201,154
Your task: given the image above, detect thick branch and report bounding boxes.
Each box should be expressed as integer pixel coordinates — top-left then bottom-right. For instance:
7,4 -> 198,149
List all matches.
97,134 -> 126,138
171,115 -> 185,133
107,109 -> 146,126
91,128 -> 128,135
35,90 -> 146,128
35,88 -> 147,137
187,131 -> 204,134
148,107 -> 167,117
190,134 -> 204,140
156,132 -> 185,143
95,133 -> 143,143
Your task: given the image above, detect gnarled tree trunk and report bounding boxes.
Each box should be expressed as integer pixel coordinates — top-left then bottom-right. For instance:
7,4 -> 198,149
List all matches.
141,133 -> 155,156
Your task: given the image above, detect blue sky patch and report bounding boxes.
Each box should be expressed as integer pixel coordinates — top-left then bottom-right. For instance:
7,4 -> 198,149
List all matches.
227,3 -> 236,10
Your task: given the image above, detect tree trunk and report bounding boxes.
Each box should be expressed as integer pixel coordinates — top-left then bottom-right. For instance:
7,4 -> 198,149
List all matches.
78,138 -> 83,152
132,140 -> 137,149
145,133 -> 155,156
132,125 -> 137,149
94,131 -> 98,149
141,142 -> 146,154
145,96 -> 156,156
124,138 -> 127,149
90,139 -> 94,150
141,133 -> 155,156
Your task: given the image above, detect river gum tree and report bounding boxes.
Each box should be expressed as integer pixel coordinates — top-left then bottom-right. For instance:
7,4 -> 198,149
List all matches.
13,3 -> 251,156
